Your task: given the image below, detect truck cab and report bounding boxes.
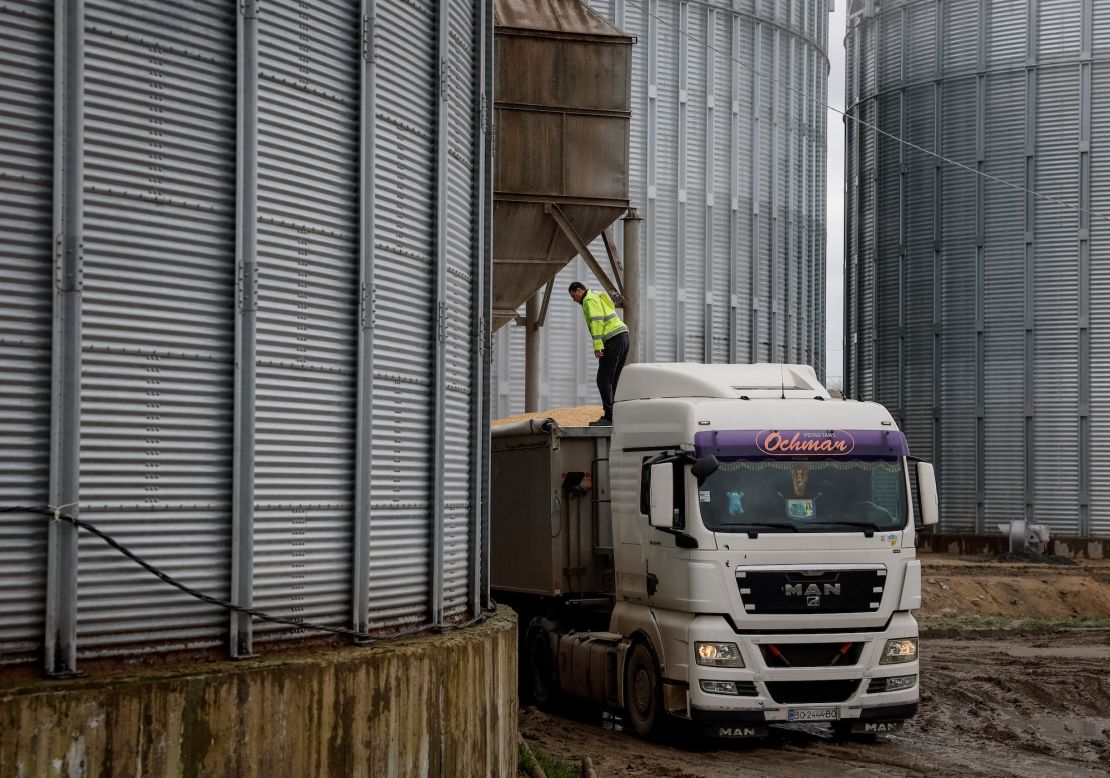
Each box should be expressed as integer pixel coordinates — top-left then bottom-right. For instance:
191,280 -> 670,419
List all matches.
491,362 -> 939,739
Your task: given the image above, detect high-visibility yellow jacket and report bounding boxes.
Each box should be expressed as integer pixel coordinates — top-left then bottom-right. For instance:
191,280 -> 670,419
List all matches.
581,290 -> 628,351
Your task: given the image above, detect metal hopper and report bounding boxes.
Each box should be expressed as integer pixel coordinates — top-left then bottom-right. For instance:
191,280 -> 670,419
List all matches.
492,0 -> 633,331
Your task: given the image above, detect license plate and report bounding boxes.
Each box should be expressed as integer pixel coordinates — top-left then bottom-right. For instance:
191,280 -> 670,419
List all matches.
787,707 -> 839,722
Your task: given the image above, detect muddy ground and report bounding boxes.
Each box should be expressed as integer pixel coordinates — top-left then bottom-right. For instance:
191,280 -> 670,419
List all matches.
519,557 -> 1110,777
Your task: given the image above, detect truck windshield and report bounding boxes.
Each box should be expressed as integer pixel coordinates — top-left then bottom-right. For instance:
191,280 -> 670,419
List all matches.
696,458 -> 908,533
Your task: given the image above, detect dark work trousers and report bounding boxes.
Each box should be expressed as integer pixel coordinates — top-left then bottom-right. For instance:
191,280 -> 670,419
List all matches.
596,331 -> 629,420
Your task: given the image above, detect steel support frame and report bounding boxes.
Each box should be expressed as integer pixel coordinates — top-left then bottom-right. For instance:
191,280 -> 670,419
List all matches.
230,0 -> 260,659
545,203 -> 623,301
45,0 -> 84,677
352,0 -> 376,637
600,228 -> 626,300
622,209 -> 643,363
525,293 -> 541,412
430,0 -> 451,624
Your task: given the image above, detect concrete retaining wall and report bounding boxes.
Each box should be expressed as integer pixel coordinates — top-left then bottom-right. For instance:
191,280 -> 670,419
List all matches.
0,608 -> 516,778
920,535 -> 1110,560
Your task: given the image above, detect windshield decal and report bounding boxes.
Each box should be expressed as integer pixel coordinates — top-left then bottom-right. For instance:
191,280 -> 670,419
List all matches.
694,428 -> 909,458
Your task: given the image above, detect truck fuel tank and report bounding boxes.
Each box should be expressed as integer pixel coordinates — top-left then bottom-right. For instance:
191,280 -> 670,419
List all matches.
557,632 -> 622,707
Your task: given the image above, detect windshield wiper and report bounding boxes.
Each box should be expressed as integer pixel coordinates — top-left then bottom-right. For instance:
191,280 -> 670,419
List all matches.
806,521 -> 883,537
727,522 -> 799,539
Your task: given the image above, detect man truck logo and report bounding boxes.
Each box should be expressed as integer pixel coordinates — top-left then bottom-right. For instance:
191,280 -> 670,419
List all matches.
861,722 -> 903,733
784,583 -> 841,597
715,726 -> 765,738
756,429 -> 856,456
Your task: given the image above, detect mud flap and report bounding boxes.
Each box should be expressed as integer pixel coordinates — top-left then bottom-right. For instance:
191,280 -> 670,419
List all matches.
662,680 -> 689,719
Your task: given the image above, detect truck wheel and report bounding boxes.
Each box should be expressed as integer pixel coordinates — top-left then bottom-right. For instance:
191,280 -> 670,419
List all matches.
625,641 -> 662,737
526,627 -> 557,708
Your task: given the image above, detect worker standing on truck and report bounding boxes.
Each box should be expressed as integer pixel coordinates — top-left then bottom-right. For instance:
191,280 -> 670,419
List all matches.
568,281 -> 629,426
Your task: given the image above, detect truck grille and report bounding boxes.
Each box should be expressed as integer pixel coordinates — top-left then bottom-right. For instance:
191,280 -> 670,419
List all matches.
735,681 -> 758,697
759,642 -> 863,668
737,568 -> 886,614
765,680 -> 861,704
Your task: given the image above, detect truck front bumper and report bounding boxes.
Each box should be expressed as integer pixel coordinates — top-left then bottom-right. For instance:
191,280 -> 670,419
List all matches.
683,612 -> 921,730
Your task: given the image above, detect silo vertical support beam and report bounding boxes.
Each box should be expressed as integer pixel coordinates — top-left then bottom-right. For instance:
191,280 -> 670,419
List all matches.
430,0 -> 450,624
231,0 -> 260,659
870,25 -> 880,400
785,33 -> 795,367
728,6 -> 739,364
897,11 -> 907,424
623,208 -> 643,364
675,1 -> 688,362
847,21 -> 860,397
932,1 -> 944,488
45,0 -> 84,677
750,20 -> 761,364
973,0 -> 987,533
1078,0 -> 1092,536
524,293 -> 541,413
473,0 -> 492,613
769,28 -> 780,363
704,6 -> 715,365
898,86 -> 907,425
1023,1 -> 1038,522
352,0 -> 376,637
646,0 -> 658,361
975,64 -> 986,534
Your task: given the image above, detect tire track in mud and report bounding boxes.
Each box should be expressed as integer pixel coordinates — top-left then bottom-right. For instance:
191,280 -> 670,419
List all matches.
519,631 -> 1110,777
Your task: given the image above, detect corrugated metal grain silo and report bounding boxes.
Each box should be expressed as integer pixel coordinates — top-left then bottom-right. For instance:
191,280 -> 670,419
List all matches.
0,0 -> 492,672
844,0 -> 1110,537
492,0 -> 831,416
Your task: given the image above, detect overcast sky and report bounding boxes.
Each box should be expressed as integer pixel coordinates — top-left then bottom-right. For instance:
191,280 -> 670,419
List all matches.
825,2 -> 847,386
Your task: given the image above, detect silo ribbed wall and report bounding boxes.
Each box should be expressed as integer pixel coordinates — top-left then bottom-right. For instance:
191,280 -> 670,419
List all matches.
492,0 -> 830,416
846,0 -> 1110,537
0,0 -> 492,668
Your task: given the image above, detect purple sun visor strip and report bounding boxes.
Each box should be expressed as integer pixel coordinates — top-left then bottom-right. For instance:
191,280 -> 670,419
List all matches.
694,429 -> 910,459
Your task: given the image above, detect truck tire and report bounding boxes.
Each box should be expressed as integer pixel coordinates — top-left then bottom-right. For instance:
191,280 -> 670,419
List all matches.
624,641 -> 662,737
526,626 -> 558,708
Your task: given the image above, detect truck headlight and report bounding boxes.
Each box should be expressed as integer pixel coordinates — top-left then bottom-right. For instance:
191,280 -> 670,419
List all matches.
880,638 -> 918,664
695,642 -> 745,667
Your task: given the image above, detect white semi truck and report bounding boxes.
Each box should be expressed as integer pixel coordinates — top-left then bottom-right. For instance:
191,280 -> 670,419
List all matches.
491,363 -> 939,739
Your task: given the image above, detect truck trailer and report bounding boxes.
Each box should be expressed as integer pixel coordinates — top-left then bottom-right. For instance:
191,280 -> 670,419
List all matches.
491,362 -> 939,739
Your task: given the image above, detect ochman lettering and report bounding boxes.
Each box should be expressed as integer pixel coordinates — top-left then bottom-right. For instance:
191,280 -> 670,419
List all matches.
760,431 -> 852,455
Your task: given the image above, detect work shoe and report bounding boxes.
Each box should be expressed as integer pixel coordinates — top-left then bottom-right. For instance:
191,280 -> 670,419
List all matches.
589,417 -> 612,427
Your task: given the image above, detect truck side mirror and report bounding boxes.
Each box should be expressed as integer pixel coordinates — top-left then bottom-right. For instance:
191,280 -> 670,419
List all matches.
648,462 -> 675,529
690,455 -> 720,482
915,461 -> 939,527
